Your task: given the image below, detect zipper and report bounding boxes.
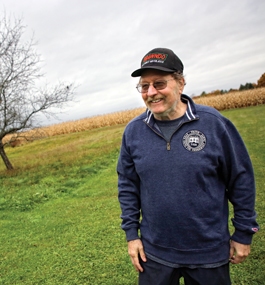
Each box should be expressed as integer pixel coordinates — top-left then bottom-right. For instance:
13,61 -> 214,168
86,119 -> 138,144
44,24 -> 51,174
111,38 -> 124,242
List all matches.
144,118 -> 199,151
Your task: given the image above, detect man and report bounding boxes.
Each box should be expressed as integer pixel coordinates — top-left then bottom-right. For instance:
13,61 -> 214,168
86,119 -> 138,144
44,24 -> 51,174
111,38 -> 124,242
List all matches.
117,48 -> 259,285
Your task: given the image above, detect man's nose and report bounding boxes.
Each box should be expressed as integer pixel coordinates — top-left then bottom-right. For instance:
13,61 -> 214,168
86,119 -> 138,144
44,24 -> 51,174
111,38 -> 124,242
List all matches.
147,84 -> 157,96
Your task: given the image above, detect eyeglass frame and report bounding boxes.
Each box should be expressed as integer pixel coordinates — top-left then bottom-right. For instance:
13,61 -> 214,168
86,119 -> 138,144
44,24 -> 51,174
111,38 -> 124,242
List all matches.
136,78 -> 175,93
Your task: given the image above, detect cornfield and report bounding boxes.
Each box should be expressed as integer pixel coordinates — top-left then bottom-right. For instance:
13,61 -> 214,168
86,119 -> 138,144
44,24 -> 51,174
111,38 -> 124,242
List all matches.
37,108 -> 146,136
193,87 -> 265,110
4,87 -> 265,145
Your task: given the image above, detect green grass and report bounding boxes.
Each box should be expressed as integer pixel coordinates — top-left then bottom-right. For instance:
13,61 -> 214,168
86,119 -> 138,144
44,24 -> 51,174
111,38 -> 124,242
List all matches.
221,105 -> 265,285
0,105 -> 264,284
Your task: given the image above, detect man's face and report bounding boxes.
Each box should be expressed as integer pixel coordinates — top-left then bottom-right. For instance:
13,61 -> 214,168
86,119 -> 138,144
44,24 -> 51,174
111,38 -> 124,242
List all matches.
140,69 -> 184,120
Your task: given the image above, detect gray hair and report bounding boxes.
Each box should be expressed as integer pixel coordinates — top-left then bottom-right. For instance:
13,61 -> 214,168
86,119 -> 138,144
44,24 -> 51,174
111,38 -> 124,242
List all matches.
172,71 -> 186,86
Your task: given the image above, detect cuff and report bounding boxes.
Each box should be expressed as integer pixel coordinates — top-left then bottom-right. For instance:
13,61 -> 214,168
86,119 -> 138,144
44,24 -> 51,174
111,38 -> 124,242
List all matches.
231,229 -> 253,245
125,227 -> 140,242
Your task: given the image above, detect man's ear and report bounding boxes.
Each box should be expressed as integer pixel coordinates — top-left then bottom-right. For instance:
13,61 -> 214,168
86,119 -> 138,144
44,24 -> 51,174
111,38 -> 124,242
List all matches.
179,78 -> 185,94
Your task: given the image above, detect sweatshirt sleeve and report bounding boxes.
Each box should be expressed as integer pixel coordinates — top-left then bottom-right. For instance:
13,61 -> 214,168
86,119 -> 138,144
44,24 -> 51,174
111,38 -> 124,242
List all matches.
221,120 -> 259,244
117,130 -> 141,241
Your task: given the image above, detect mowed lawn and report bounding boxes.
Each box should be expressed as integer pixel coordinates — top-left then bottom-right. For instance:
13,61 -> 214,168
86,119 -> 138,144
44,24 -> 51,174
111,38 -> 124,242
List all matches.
0,105 -> 264,284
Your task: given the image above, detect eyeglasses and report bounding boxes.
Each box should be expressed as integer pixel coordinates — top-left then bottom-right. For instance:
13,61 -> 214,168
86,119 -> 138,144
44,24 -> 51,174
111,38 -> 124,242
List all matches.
136,78 -> 174,93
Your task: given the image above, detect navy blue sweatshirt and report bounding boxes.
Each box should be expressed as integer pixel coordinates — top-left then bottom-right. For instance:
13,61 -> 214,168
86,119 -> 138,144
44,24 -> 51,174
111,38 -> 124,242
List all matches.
117,95 -> 259,265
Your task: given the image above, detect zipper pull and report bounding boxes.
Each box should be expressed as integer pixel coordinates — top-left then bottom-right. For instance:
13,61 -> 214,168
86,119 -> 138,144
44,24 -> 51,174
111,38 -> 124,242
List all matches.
167,142 -> 171,151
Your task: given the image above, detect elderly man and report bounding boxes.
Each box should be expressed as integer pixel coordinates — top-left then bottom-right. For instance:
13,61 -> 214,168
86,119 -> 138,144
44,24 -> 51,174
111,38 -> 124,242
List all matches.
117,48 -> 259,285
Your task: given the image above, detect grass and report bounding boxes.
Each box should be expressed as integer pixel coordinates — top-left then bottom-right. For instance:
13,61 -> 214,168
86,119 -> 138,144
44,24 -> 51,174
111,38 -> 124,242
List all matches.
221,105 -> 265,285
0,105 -> 264,284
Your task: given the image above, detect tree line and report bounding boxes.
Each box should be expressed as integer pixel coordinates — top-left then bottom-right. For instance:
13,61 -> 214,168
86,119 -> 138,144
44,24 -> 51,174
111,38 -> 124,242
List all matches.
196,73 -> 265,98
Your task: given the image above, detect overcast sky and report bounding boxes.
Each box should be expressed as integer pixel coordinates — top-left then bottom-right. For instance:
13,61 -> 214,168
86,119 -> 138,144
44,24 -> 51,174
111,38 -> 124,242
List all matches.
2,0 -> 265,126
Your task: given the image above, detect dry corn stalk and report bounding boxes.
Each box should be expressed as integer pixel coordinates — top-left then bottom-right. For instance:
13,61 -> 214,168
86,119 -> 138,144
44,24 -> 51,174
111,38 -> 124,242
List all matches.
193,87 -> 265,111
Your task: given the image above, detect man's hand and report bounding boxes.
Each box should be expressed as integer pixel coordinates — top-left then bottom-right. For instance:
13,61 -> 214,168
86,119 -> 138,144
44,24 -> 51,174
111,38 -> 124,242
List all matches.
229,240 -> 251,264
128,239 -> 147,272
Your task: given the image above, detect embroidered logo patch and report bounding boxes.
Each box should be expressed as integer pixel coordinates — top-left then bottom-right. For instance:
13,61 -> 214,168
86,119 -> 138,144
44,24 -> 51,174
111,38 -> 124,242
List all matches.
142,53 -> 168,66
182,130 -> 206,152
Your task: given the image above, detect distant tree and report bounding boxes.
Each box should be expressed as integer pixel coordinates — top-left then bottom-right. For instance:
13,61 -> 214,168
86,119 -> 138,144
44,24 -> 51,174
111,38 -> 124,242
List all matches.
239,84 -> 245,91
209,90 -> 222,96
229,88 -> 238,93
239,83 -> 254,91
0,14 -> 75,170
220,90 -> 228,94
257,73 -> 265,87
200,91 -> 206,96
246,83 -> 254,90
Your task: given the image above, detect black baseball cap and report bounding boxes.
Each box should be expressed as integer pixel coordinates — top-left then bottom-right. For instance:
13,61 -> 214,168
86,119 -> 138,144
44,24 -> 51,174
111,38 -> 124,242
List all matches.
131,48 -> 184,77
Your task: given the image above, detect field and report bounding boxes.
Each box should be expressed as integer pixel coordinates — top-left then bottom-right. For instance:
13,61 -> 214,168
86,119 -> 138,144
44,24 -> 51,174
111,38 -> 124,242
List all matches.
4,87 -> 265,145
0,104 -> 264,284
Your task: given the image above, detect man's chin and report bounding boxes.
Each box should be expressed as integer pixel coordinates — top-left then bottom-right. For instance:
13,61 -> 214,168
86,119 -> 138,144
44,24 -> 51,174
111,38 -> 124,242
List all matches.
152,111 -> 171,121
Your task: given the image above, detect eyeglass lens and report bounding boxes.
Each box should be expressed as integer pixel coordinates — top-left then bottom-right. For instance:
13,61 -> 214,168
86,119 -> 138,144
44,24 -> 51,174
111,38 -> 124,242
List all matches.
138,80 -> 167,93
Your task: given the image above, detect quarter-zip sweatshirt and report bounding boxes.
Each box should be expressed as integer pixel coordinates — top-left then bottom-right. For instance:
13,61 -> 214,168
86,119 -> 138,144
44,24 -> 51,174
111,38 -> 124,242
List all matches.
117,94 -> 259,265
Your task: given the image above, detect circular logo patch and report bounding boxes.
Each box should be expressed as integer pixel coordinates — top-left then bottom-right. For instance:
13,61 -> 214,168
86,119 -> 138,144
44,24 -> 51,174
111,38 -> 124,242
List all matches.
182,130 -> 206,152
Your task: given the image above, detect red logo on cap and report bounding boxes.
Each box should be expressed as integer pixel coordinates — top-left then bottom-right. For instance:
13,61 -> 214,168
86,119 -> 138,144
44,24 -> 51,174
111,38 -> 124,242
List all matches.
142,53 -> 168,64
252,228 -> 258,232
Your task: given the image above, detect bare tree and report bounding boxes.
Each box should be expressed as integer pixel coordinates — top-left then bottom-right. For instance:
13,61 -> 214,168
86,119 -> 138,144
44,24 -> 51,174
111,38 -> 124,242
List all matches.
0,14 -> 75,170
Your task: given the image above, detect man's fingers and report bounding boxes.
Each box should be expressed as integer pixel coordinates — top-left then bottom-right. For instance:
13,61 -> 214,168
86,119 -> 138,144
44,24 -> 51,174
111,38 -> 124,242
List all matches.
139,247 -> 147,263
229,246 -> 235,260
230,249 -> 248,264
130,255 -> 144,272
128,250 -> 143,272
230,252 -> 248,264
229,240 -> 251,264
128,239 -> 146,272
